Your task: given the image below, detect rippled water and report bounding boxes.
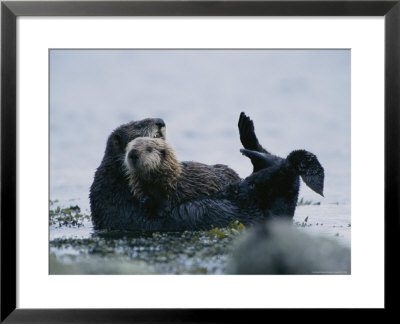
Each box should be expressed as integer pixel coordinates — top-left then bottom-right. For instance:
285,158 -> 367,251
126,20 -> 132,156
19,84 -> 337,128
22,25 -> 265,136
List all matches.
49,50 -> 351,273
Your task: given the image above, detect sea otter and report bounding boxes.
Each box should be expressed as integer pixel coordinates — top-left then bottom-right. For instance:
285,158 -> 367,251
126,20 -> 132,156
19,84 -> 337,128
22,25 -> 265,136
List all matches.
124,137 -> 240,216
90,118 -> 167,229
89,118 -> 240,230
90,114 -> 324,231
122,136 -> 324,231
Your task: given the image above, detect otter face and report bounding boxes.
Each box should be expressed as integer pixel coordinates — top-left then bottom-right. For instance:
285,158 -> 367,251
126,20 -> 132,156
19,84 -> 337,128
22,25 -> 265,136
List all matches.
131,118 -> 166,140
124,137 -> 168,174
107,118 -> 166,157
124,137 -> 181,200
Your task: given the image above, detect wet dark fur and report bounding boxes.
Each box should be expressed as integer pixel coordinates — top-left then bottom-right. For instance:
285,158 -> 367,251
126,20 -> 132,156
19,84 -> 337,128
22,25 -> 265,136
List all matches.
89,118 -> 240,230
125,137 -> 240,216
90,114 -> 324,232
125,137 -> 324,231
163,147 -> 323,230
238,112 -> 324,195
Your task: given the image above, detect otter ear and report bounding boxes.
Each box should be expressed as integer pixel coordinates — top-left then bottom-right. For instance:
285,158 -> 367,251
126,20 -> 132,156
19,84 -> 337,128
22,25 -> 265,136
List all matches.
111,132 -> 127,153
112,134 -> 122,149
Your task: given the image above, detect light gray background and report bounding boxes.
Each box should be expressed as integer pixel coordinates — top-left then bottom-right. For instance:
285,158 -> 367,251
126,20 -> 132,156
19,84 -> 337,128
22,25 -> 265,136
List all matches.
50,49 -> 350,211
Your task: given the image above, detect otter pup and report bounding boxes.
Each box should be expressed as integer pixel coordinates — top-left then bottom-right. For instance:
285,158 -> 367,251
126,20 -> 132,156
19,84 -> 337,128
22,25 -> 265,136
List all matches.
123,136 -> 324,230
90,118 -> 240,230
124,137 -> 240,216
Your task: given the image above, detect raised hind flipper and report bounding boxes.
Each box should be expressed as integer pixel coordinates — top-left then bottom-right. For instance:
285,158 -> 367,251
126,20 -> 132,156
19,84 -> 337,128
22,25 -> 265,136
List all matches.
238,112 -> 270,172
286,150 -> 324,197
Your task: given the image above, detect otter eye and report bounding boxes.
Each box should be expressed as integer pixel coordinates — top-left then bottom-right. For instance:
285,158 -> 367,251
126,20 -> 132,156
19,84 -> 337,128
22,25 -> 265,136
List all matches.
146,146 -> 153,153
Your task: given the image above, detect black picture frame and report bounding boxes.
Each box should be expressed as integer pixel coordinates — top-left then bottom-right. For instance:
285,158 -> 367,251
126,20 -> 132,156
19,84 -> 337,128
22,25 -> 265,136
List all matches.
1,0 -> 399,321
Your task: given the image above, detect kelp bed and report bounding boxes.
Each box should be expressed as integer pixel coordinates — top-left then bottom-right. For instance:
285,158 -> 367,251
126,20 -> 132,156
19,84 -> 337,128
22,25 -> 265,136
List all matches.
49,197 -> 349,275
49,202 -> 246,275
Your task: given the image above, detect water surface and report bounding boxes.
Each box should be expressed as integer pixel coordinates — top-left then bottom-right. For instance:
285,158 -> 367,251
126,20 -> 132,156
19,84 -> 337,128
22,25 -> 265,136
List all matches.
49,49 -> 351,274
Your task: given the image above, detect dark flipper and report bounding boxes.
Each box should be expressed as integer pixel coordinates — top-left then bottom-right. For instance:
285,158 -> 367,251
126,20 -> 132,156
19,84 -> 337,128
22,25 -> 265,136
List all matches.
286,150 -> 325,196
238,112 -> 264,152
238,112 -> 270,172
240,148 -> 276,172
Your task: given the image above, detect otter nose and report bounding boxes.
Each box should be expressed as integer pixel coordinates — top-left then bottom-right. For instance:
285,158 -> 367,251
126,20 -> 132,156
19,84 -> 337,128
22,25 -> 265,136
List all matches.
128,149 -> 139,162
155,118 -> 165,128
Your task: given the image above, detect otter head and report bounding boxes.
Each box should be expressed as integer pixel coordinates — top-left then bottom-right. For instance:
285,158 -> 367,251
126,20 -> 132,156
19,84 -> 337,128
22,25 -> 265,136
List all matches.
105,118 -> 166,158
124,137 -> 182,199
